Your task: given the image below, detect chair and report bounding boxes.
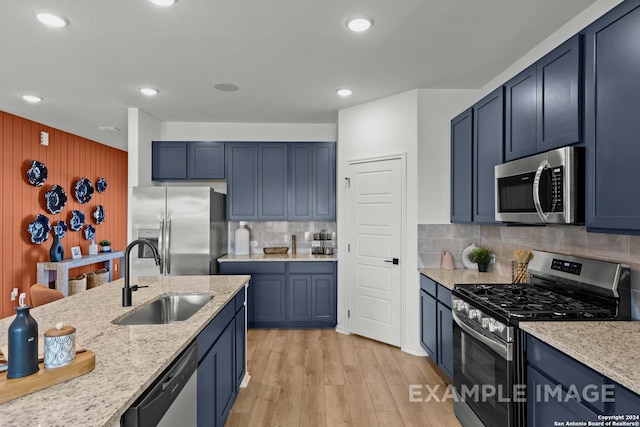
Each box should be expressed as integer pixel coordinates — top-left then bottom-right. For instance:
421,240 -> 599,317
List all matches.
30,283 -> 64,307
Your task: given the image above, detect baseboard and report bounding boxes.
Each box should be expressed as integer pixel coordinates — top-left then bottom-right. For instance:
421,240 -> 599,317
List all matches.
335,326 -> 350,335
402,345 -> 428,357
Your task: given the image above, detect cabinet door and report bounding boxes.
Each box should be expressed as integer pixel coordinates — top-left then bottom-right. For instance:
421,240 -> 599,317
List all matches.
420,289 -> 437,360
235,304 -> 246,389
227,143 -> 258,220
188,142 -> 225,180
311,274 -> 336,322
437,302 -> 454,380
537,35 -> 581,152
152,142 -> 187,180
505,65 -> 537,161
287,275 -> 312,321
612,383 -> 640,415
258,143 -> 288,220
252,274 -> 286,323
450,108 -> 473,223
473,87 -> 504,224
288,144 -> 313,220
198,320 -> 236,427
585,1 -> 640,231
312,142 -> 336,220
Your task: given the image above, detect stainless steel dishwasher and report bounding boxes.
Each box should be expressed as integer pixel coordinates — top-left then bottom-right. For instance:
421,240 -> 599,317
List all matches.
121,341 -> 198,427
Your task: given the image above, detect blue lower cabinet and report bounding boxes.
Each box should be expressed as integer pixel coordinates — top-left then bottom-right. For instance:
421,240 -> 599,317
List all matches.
420,289 -> 437,360
420,274 -> 453,380
197,291 -> 246,427
220,261 -> 337,328
437,302 -> 454,379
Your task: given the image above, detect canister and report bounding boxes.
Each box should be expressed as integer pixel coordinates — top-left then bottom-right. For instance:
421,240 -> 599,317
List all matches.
44,323 -> 76,368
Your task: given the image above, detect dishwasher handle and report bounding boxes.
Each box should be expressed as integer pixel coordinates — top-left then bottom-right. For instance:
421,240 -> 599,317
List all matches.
121,342 -> 198,427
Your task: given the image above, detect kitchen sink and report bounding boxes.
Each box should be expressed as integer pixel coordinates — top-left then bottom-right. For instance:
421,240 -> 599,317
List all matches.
113,294 -> 212,325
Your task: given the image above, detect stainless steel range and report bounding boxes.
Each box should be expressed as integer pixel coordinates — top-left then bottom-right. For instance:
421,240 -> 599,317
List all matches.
451,250 -> 631,427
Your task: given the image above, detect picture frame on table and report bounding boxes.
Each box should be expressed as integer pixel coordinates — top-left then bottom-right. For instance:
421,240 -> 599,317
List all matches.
71,246 -> 82,260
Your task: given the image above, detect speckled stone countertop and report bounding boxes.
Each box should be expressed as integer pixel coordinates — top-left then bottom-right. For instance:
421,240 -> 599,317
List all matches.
219,253 -> 338,262
0,275 -> 249,427
418,268 -> 511,290
520,321 -> 640,396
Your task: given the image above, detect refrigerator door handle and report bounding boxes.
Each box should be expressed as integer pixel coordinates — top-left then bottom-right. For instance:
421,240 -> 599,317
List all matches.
158,217 -> 165,275
166,216 -> 172,275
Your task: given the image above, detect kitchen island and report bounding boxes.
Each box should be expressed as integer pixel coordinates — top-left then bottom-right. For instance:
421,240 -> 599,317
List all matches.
0,275 -> 249,427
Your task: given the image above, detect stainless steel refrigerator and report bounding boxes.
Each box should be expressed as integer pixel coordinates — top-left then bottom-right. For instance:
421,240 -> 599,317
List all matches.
131,187 -> 227,276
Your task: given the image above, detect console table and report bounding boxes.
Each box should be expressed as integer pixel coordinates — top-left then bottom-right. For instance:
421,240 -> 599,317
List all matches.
36,251 -> 125,296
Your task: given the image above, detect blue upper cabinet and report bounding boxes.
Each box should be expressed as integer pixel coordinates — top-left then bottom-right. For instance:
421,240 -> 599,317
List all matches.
450,108 -> 473,223
152,142 -> 188,180
152,141 -> 225,181
227,143 -> 259,220
258,143 -> 288,220
473,87 -> 504,224
505,35 -> 582,161
288,142 -> 336,221
188,142 -> 225,180
584,0 -> 640,231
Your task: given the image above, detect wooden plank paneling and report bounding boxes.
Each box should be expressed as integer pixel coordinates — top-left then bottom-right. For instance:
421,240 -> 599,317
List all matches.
0,111 -> 127,318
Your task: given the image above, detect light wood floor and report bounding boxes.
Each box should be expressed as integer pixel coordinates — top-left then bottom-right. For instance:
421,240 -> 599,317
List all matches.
226,329 -> 461,427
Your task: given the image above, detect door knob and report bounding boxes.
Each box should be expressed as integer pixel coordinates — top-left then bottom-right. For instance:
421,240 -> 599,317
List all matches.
384,258 -> 399,265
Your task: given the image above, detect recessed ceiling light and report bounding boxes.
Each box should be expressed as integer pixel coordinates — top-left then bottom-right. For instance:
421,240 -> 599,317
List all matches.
346,16 -> 373,32
35,12 -> 68,28
22,95 -> 43,103
97,126 -> 120,132
140,88 -> 159,96
214,83 -> 240,92
336,89 -> 353,97
149,0 -> 176,6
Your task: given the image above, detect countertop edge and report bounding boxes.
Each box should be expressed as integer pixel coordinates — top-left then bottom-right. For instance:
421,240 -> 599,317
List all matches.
218,254 -> 338,262
418,268 -> 511,290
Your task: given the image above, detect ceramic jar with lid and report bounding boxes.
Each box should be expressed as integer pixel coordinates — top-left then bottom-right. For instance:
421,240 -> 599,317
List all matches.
44,323 -> 76,368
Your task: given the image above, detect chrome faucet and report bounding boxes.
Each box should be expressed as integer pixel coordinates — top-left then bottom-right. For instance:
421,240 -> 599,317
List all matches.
123,239 -> 162,307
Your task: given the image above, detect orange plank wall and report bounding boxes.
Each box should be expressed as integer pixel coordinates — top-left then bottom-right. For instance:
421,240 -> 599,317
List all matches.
0,111 -> 128,319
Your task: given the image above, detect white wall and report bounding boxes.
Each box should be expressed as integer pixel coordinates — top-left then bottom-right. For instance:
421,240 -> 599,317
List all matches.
337,90 -> 422,354
417,89 -> 478,224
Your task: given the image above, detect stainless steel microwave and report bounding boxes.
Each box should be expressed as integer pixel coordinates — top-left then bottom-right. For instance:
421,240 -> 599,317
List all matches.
494,146 -> 584,224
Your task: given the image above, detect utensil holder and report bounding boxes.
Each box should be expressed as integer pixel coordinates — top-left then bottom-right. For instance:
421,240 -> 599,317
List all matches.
512,261 -> 529,284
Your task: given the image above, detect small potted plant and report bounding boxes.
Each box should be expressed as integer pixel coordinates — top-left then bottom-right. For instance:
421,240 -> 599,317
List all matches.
99,239 -> 112,252
469,246 -> 493,272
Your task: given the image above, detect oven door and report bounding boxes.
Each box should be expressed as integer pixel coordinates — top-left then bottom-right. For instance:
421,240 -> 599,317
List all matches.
453,311 -> 515,427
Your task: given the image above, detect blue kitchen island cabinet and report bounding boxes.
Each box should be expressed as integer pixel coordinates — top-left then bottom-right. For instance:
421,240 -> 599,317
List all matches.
504,35 -> 581,162
152,141 -> 225,180
420,274 -> 453,380
450,108 -> 473,223
584,0 -> 640,232
219,261 -> 337,328
526,334 -> 640,425
197,290 -> 246,427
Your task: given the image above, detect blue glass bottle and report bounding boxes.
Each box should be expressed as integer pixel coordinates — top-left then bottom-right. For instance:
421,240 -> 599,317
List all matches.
7,294 -> 39,379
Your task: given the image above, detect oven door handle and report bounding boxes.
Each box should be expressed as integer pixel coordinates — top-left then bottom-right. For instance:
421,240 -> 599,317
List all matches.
452,311 -> 512,361
533,159 -> 551,223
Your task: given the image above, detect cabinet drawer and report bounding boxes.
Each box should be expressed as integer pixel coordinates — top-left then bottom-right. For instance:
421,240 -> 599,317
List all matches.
219,262 -> 285,274
289,262 -> 334,274
527,335 -> 611,413
420,274 -> 437,297
437,284 -> 452,308
197,300 -> 235,363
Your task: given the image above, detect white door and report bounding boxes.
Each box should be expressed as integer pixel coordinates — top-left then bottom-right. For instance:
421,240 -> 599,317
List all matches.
347,157 -> 403,346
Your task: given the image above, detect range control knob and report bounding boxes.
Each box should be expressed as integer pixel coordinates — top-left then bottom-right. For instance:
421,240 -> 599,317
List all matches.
481,318 -> 490,329
468,309 -> 479,320
489,319 -> 498,332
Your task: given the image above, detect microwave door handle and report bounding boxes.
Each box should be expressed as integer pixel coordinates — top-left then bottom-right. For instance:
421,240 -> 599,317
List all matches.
166,216 -> 171,275
158,216 -> 165,275
452,311 -> 512,361
533,159 -> 551,223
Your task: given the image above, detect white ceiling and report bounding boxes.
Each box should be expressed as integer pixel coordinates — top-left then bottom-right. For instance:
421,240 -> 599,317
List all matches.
0,0 -> 596,151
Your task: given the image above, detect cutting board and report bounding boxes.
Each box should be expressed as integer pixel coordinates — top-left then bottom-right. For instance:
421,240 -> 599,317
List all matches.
0,350 -> 95,404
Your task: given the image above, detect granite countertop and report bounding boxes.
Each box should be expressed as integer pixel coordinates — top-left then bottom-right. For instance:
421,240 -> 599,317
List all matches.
0,275 -> 249,427
418,268 -> 512,290
520,321 -> 640,396
219,253 -> 338,262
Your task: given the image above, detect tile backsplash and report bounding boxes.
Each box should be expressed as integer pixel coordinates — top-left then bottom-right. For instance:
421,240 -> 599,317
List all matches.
228,221 -> 337,254
418,223 -> 640,319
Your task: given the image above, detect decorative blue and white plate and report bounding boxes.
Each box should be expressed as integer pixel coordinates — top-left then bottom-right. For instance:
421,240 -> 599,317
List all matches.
93,205 -> 105,224
96,177 -> 107,193
27,214 -> 51,244
53,220 -> 68,238
69,210 -> 85,231
45,185 -> 68,214
84,225 -> 96,241
74,178 -> 94,204
27,160 -> 48,186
